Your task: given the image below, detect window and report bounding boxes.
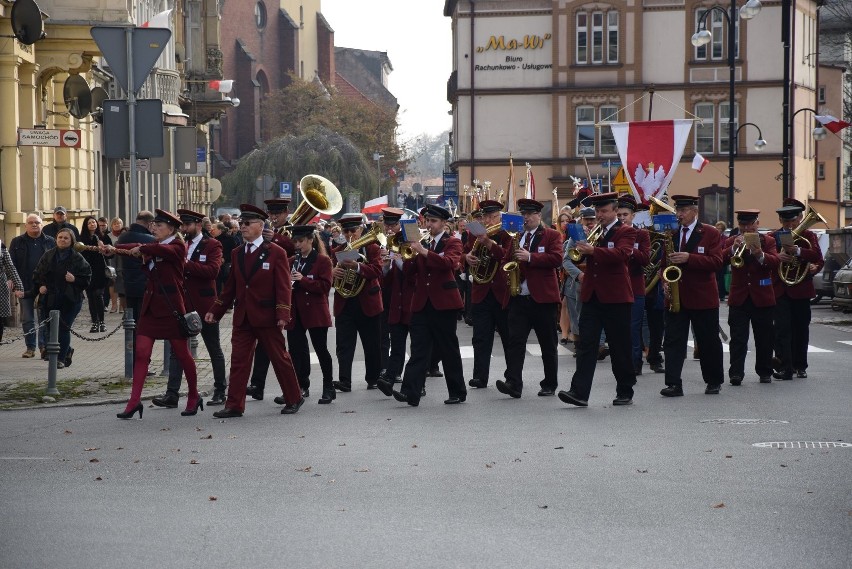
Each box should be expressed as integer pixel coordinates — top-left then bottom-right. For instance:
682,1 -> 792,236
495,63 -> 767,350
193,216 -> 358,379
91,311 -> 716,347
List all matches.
695,8 -> 739,61
576,106 -> 596,156
695,103 -> 715,153
600,106 -> 618,156
576,10 -> 618,65
719,102 -> 738,154
255,1 -> 267,29
818,86 -> 826,103
817,162 -> 825,180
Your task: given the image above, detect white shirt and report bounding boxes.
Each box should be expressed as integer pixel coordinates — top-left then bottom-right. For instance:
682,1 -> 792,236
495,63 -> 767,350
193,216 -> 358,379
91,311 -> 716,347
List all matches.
186,232 -> 202,260
429,231 -> 445,250
245,235 -> 264,253
679,218 -> 698,249
148,234 -> 176,270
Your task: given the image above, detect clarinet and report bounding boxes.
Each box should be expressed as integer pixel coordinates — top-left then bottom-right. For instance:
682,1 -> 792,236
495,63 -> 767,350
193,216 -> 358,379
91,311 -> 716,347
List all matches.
292,251 -> 302,286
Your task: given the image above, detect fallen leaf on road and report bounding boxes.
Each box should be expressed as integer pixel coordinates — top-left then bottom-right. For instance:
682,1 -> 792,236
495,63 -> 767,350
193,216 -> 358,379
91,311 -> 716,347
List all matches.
725,454 -> 732,458
538,505 -> 548,509
637,469 -> 649,473
587,454 -> 599,458
64,430 -> 72,435
312,473 -> 321,477
338,443 -> 346,446
200,434 -> 213,440
296,466 -> 312,472
485,462 -> 495,468
228,435 -> 237,439
209,496 -> 217,501
713,503 -> 726,508
780,464 -> 787,467
84,447 -> 99,451
513,458 -> 521,462
341,410 -> 356,414
115,447 -> 124,450
412,444 -> 418,448
133,459 -> 140,463
89,458 -> 99,463
554,446 -> 564,450
195,427 -> 204,432
94,477 -> 102,481
190,459 -> 199,465
604,444 -> 615,448
355,468 -> 370,473
160,428 -> 170,431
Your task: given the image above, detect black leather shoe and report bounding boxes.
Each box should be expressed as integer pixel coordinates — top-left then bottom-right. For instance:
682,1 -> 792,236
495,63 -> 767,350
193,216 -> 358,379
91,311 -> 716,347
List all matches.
366,383 -> 377,390
64,348 -> 74,368
281,397 -> 305,414
660,385 -> 684,397
332,381 -> 352,393
705,383 -> 722,395
207,392 -> 226,406
212,408 -> 243,418
420,387 -> 426,397
729,376 -> 743,386
759,376 -> 772,383
444,396 -> 466,404
649,363 -> 665,373
391,375 -> 402,384
301,388 -> 310,398
612,396 -> 633,406
796,370 -> 808,378
151,393 -> 179,408
245,385 -> 264,400
375,379 -> 394,397
273,396 -> 286,405
318,390 -> 336,404
634,364 -> 643,376
597,346 -> 610,360
557,390 -> 588,407
468,378 -> 487,389
495,380 -> 521,399
378,369 -> 388,381
426,368 -> 443,378
773,371 -> 793,380
392,390 -> 419,407
772,356 -> 784,372
537,388 -> 555,397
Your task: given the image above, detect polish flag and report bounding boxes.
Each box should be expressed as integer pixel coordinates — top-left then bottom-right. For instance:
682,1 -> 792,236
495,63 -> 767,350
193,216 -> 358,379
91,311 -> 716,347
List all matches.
814,114 -> 851,134
209,80 -> 234,93
141,9 -> 172,28
692,152 -> 710,173
361,195 -> 388,215
525,162 -> 536,200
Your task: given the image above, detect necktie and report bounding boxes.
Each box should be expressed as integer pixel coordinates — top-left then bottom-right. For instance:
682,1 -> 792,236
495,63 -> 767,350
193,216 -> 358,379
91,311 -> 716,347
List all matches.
680,227 -> 688,252
245,243 -> 253,254
522,232 -> 532,251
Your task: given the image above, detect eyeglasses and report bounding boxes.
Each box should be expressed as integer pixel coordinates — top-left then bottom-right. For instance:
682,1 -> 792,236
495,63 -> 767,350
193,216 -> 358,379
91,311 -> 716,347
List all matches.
238,220 -> 260,227
27,221 -> 42,225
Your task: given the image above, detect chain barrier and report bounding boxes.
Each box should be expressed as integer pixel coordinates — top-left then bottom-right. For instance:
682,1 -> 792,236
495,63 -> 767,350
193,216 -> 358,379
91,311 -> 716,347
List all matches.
0,315 -> 54,346
62,318 -> 125,342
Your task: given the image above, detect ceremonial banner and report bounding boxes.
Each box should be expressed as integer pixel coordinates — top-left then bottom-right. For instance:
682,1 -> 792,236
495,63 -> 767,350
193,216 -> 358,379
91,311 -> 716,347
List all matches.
610,120 -> 692,204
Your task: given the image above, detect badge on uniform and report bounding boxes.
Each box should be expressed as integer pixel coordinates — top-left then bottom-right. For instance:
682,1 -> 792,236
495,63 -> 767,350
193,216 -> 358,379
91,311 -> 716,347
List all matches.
607,242 -> 615,249
537,246 -> 545,253
759,278 -> 772,286
262,262 -> 270,270
698,246 -> 705,253
199,255 -> 207,262
633,243 -> 639,249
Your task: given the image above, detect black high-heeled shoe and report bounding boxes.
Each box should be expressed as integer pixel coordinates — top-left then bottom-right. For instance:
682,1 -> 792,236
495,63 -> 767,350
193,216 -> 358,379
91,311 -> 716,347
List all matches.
181,398 -> 204,416
117,402 -> 143,419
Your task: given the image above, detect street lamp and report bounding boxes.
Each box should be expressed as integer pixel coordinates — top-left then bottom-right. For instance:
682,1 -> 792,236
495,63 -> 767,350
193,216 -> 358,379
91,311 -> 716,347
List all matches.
782,107 -> 827,196
692,0 -> 761,225
734,122 -> 767,155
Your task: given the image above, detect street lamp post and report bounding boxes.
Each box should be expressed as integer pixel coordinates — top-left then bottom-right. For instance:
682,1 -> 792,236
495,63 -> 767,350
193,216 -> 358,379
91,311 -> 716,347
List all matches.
692,0 -> 761,225
783,107 -> 828,200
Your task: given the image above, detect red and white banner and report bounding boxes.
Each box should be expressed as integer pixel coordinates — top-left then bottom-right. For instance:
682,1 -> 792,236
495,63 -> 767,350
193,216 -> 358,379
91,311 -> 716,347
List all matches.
209,80 -> 234,93
141,9 -> 172,28
525,162 -> 536,200
361,195 -> 388,215
610,119 -> 693,204
691,152 -> 709,173
815,114 -> 851,134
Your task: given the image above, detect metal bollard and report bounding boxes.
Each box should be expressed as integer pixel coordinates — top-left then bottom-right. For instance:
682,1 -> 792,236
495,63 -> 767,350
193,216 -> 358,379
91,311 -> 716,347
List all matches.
189,334 -> 199,358
123,308 -> 135,380
45,310 -> 60,396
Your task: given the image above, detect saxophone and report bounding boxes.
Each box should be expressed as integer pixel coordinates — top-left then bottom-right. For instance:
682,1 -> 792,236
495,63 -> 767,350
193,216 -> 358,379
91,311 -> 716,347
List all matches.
502,230 -> 522,297
661,231 -> 682,313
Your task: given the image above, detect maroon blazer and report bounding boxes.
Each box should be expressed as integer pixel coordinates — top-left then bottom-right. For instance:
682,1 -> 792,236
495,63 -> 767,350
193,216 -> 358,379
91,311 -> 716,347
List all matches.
384,261 -> 416,326
405,232 -> 464,312
724,233 -> 780,308
210,241 -> 292,327
331,242 -> 384,317
668,222 -> 723,310
286,250 -> 332,329
627,227 -> 651,298
464,229 -> 512,308
270,231 -> 296,256
183,236 -> 222,315
505,225 -> 567,304
579,221 -> 637,304
769,229 -> 824,300
117,239 -> 187,339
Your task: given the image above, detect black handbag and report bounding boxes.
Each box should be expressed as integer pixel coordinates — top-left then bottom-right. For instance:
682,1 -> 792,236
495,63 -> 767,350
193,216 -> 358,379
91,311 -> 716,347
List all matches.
155,272 -> 201,337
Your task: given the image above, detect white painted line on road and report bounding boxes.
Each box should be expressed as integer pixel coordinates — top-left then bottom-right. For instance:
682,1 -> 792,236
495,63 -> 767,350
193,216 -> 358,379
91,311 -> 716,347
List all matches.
752,441 -> 852,449
806,345 -> 833,353
838,341 -> 852,347
527,344 -> 542,356
0,457 -> 54,460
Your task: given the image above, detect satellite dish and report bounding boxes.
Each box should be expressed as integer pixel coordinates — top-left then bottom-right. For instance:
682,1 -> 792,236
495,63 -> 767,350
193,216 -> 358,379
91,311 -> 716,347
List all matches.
209,178 -> 222,203
63,75 -> 93,119
89,87 -> 107,123
11,0 -> 46,45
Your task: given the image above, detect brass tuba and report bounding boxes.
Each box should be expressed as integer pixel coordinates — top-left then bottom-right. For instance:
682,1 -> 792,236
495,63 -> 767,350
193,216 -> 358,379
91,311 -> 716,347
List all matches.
284,174 -> 343,234
333,224 -> 387,298
469,222 -> 504,284
502,230 -> 522,296
778,205 -> 827,286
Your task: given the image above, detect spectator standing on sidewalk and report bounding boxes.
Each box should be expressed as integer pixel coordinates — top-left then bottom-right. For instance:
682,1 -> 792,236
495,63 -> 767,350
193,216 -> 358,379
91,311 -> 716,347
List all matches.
9,214 -> 56,359
1,239 -> 25,342
78,216 -> 109,333
42,206 -> 79,240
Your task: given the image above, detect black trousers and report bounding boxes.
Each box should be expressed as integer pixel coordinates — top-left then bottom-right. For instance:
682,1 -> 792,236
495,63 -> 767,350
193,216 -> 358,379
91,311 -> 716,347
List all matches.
774,295 -> 811,373
503,296 -> 559,393
471,289 -> 509,384
379,304 -> 391,371
166,319 -> 228,396
645,305 -> 665,367
386,322 -> 409,378
288,313 -> 333,393
569,297 -> 635,400
399,300 -> 466,404
663,307 -> 724,386
335,299 -> 381,388
86,286 -> 105,323
728,297 -> 775,379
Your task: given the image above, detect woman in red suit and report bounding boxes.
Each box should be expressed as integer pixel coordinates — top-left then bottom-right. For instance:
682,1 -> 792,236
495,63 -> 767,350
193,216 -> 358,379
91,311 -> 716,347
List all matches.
104,209 -> 201,419
285,225 -> 335,403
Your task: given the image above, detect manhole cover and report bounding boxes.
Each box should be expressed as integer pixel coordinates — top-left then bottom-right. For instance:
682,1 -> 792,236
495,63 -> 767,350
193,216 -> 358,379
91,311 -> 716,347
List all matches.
752,442 -> 852,449
701,419 -> 790,425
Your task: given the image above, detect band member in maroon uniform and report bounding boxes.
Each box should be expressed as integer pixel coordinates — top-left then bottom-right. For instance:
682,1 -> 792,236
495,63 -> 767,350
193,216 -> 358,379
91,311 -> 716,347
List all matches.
495,198 -> 563,399
617,195 -> 651,375
770,199 -> 824,380
246,198 -> 296,400
152,209 -> 227,407
657,195 -> 724,397
107,209 -> 201,419
331,213 -> 384,392
376,204 -> 467,406
724,209 -> 780,385
559,193 -> 638,407
379,207 -> 414,384
205,204 -> 304,417
286,225 -> 335,403
464,200 -> 512,389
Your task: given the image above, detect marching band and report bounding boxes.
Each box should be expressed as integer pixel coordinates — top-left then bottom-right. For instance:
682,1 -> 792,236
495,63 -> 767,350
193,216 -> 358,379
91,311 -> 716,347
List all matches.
97,175 -> 829,419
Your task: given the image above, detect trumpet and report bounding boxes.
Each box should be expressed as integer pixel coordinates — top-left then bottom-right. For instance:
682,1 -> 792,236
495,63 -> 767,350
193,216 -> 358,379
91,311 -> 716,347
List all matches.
567,224 -> 603,262
387,230 -> 427,261
730,241 -> 747,269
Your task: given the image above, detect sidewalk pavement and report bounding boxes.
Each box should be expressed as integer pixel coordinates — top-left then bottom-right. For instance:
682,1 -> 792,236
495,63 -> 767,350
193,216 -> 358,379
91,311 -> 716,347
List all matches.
0,309 -> 236,409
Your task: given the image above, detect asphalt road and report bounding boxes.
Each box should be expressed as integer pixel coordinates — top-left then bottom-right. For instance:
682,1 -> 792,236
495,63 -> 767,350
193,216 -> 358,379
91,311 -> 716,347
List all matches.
1,307 -> 850,569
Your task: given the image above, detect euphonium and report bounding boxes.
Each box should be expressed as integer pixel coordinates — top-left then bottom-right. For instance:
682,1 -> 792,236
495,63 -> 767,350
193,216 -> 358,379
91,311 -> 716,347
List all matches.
778,205 -> 827,286
730,241 -> 747,269
567,224 -> 603,262
469,222 -> 504,284
643,231 -> 666,295
333,224 -> 387,298
502,230 -> 522,297
661,231 -> 682,313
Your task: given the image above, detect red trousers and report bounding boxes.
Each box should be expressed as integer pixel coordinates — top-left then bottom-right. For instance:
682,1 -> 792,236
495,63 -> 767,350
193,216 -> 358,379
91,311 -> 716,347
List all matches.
226,324 -> 301,412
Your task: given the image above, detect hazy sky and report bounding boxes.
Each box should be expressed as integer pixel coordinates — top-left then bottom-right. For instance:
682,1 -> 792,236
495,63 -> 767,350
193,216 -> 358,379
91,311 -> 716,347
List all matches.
321,0 -> 452,142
